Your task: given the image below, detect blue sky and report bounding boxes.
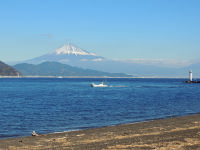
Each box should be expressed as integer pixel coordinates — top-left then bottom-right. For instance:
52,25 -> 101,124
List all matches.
0,0 -> 200,66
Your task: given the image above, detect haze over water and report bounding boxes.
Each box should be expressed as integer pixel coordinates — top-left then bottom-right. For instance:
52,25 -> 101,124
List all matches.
0,78 -> 200,139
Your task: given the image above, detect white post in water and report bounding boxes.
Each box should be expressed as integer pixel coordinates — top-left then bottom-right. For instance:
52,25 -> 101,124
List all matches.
189,70 -> 192,81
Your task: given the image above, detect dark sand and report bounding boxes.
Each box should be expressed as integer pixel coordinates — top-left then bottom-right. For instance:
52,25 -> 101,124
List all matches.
1,114 -> 200,150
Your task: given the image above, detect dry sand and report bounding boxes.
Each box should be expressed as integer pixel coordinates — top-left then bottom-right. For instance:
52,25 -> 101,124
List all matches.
1,114 -> 200,149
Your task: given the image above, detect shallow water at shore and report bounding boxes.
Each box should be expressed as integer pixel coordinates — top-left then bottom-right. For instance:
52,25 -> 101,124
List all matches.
0,78 -> 200,138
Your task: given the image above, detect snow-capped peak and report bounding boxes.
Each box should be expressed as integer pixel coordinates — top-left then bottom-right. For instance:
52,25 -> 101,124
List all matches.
51,44 -> 97,56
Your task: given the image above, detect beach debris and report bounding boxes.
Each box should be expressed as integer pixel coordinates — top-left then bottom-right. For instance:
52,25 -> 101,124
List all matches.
32,131 -> 38,136
76,134 -> 85,137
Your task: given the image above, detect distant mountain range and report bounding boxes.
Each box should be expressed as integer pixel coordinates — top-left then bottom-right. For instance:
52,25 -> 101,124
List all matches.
0,61 -> 20,76
14,62 -> 132,77
11,43 -> 200,78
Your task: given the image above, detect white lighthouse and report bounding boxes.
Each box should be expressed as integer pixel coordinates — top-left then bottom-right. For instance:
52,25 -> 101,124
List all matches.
189,70 -> 192,81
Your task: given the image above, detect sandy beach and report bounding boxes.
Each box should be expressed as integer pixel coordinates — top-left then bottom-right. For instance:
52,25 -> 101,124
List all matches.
1,114 -> 200,150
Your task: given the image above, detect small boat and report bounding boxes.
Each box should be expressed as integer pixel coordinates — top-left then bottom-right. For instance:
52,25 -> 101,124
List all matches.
91,82 -> 108,87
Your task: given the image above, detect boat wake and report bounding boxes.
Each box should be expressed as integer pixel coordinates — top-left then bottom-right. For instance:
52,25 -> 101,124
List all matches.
136,85 -> 180,88
109,85 -> 128,87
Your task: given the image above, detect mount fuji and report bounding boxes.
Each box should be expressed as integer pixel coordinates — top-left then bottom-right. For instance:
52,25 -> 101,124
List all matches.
18,43 -> 199,77
26,44 -> 104,65
14,44 -> 133,77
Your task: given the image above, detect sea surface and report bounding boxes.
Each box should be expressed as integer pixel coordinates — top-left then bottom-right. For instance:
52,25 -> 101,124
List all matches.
0,78 -> 200,139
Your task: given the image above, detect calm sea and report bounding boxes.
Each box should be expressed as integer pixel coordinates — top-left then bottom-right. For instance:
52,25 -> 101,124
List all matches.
0,78 -> 200,139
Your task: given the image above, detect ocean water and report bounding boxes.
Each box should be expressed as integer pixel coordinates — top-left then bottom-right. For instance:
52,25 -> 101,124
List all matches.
0,78 -> 200,139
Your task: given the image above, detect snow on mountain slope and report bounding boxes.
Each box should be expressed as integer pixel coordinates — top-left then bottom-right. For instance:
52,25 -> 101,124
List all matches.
50,44 -> 97,56
26,44 -> 104,64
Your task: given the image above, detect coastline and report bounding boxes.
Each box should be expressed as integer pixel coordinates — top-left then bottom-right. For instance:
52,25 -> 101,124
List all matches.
1,114 -> 200,149
0,75 -> 190,79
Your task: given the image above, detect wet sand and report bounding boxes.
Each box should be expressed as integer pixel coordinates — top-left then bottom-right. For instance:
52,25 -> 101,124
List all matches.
1,114 -> 200,149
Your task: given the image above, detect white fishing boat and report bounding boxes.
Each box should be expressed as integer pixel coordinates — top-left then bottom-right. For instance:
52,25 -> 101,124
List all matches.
91,82 -> 108,87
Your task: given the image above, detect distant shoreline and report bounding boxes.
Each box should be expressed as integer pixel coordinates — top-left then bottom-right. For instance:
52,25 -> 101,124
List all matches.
0,76 -> 189,79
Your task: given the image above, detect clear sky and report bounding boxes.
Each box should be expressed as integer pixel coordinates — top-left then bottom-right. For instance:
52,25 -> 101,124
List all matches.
0,0 -> 200,66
